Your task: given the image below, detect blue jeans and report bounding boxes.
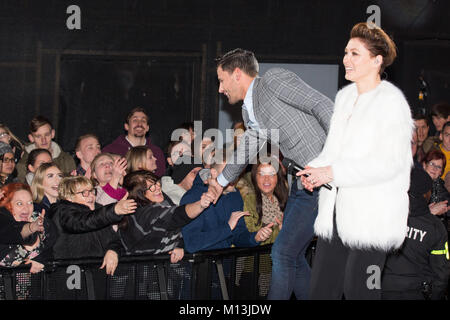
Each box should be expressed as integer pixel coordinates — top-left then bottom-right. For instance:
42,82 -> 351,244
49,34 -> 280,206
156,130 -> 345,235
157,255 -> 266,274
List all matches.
267,181 -> 318,300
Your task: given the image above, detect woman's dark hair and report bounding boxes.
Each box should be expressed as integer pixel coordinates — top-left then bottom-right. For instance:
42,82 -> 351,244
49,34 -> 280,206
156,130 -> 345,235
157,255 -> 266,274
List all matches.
250,158 -> 288,225
431,102 -> 450,119
350,22 -> 397,75
26,148 -> 52,169
120,170 -> 160,229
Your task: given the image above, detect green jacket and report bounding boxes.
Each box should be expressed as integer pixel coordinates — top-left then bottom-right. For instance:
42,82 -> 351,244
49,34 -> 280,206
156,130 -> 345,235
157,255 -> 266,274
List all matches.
16,141 -> 76,183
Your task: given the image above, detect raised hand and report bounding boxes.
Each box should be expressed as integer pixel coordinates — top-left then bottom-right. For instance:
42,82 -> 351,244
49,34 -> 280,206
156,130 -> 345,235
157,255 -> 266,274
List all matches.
29,209 -> 46,233
113,157 -> 128,179
114,192 -> 137,215
207,168 -> 224,204
200,191 -> 216,209
25,260 -> 44,273
255,222 -> 274,242
228,211 -> 250,231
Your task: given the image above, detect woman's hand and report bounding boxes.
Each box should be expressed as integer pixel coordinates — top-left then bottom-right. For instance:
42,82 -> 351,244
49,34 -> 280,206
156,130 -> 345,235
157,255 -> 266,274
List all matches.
255,222 -> 274,242
298,165 -> 333,192
274,213 -> 283,230
29,209 -> 46,233
25,260 -> 44,274
100,250 -> 118,275
228,211 -> 250,230
169,248 -> 184,264
199,191 -> 216,209
429,201 -> 449,216
114,192 -> 137,215
113,157 -> 127,178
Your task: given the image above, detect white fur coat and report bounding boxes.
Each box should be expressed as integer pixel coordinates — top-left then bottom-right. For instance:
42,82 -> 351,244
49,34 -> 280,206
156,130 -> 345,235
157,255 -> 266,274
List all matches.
308,81 -> 414,251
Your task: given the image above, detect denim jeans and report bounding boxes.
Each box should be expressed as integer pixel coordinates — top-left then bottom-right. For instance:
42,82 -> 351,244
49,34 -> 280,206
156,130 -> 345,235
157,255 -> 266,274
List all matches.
267,181 -> 318,300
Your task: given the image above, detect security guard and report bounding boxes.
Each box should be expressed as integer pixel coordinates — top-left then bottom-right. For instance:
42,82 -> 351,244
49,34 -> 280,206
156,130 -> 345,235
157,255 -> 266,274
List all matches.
382,166 -> 450,300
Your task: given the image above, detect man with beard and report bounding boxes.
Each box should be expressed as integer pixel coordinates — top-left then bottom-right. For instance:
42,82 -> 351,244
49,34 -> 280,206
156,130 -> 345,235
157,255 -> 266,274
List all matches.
102,107 -> 165,177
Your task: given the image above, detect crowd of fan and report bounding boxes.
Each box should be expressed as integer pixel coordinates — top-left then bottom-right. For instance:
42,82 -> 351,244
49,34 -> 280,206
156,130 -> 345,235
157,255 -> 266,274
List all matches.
0,107 -> 285,277
0,103 -> 449,299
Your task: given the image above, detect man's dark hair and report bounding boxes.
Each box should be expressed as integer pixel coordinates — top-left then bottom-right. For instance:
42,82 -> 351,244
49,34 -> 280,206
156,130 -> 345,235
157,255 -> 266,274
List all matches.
30,116 -> 53,133
442,121 -> 450,132
215,48 -> 259,77
413,113 -> 429,126
126,107 -> 149,124
431,102 -> 450,119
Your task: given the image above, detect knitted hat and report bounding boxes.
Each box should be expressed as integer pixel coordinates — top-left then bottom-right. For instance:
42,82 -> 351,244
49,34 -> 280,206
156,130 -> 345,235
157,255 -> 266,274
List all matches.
171,163 -> 203,184
0,141 -> 13,157
408,166 -> 432,197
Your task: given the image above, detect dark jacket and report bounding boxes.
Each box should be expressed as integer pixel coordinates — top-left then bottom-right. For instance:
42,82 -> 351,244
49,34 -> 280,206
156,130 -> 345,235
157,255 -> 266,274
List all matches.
180,174 -> 259,253
118,196 -> 192,255
382,169 -> 450,300
430,177 -> 450,231
50,200 -> 123,260
102,134 -> 166,177
0,207 -> 58,266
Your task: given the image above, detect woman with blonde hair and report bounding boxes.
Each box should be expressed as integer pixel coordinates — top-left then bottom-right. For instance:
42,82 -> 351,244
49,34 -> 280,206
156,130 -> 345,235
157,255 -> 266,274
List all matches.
300,22 -> 414,299
125,146 -> 157,174
0,123 -> 24,163
30,162 -> 63,212
49,176 -> 136,275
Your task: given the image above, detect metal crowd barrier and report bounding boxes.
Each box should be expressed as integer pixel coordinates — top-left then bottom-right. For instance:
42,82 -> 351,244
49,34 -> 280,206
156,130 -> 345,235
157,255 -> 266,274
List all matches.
0,242 -> 317,300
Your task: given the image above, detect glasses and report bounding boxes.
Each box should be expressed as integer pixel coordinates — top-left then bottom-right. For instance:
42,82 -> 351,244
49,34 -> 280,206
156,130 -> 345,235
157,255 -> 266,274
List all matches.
1,157 -> 15,164
257,171 -> 277,177
0,132 -> 9,139
427,161 -> 443,171
145,181 -> 161,192
75,188 -> 97,197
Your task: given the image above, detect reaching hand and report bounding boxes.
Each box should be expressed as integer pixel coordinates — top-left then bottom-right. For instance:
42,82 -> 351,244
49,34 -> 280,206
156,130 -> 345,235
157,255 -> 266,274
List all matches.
25,260 -> 44,274
199,191 -> 216,209
114,192 -> 137,215
100,250 -> 118,275
207,168 -> 224,204
429,201 -> 449,216
30,209 -> 46,233
255,222 -> 274,242
113,157 -> 128,179
228,211 -> 250,231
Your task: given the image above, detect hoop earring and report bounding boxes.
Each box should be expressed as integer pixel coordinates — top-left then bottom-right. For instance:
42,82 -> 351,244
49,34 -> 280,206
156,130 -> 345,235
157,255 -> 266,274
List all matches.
381,71 -> 388,80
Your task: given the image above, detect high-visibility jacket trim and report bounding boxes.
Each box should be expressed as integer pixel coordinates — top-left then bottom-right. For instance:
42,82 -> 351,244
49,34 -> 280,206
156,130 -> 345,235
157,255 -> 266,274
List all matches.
431,242 -> 449,260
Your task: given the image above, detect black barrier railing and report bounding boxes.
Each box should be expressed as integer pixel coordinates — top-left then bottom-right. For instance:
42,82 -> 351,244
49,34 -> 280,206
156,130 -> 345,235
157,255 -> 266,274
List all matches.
0,242 -> 317,300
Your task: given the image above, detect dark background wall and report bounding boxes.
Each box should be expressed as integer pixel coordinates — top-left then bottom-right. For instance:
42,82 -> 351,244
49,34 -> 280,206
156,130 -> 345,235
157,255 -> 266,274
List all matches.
1,0 -> 449,153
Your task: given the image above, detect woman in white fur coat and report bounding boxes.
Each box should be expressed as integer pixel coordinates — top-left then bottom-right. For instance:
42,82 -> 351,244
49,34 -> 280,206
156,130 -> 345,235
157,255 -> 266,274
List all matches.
298,22 -> 414,299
